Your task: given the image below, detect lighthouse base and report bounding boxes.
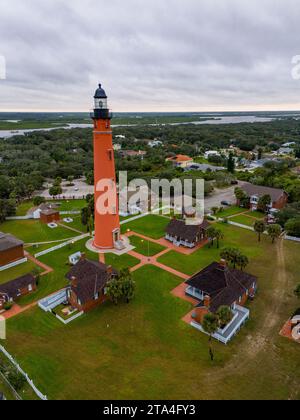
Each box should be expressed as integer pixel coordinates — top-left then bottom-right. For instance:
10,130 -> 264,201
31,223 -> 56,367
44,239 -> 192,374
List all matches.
86,236 -> 134,256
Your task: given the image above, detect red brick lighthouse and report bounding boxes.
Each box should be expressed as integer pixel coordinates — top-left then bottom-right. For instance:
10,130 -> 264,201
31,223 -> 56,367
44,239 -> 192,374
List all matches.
91,84 -> 121,250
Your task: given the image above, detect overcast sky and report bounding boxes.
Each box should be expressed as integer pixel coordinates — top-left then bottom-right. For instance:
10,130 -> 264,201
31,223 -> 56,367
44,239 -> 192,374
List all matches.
0,0 -> 300,112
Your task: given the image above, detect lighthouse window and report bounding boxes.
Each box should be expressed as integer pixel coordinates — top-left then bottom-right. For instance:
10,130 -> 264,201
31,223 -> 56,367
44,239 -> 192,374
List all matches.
108,150 -> 113,161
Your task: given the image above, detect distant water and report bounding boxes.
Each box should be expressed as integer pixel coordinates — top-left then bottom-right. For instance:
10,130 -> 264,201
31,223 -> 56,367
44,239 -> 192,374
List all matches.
194,116 -> 274,125
0,116 -> 277,139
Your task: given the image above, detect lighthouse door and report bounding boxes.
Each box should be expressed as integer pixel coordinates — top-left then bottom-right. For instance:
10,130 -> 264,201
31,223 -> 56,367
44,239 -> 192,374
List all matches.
113,229 -> 120,244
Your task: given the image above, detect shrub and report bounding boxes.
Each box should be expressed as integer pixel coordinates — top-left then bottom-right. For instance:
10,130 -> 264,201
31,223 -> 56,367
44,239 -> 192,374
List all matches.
7,368 -> 26,391
3,302 -> 13,311
33,196 -> 45,206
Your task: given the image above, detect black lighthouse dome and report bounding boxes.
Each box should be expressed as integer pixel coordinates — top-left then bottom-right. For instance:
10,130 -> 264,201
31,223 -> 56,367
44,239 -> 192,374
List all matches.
94,84 -> 107,99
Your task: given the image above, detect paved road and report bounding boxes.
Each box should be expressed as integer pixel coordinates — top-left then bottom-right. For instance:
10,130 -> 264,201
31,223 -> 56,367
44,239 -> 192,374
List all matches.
38,178 -> 94,199
204,182 -> 245,213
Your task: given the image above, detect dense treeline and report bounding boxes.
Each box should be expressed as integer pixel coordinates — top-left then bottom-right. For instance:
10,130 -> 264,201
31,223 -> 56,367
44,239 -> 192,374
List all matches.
0,118 -> 300,221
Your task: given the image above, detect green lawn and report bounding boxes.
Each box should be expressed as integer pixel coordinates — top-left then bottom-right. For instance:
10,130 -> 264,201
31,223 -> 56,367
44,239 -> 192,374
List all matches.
0,261 -> 40,285
0,220 -> 78,244
25,242 -> 63,255
18,238 -> 139,306
51,199 -> 86,212
158,223 -> 265,276
16,200 -> 34,216
216,206 -> 246,218
60,215 -> 87,233
230,214 -> 256,227
15,199 -> 87,216
129,235 -> 166,256
2,242 -> 300,400
121,215 -> 169,239
244,210 -> 265,219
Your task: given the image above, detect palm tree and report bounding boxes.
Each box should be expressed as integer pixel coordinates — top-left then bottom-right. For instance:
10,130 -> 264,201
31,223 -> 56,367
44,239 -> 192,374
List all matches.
202,313 -> 219,362
258,194 -> 271,212
214,228 -> 224,249
234,187 -> 247,203
207,226 -> 216,248
236,254 -> 249,271
254,220 -> 266,242
267,224 -> 282,244
216,306 -> 233,328
220,247 -> 241,269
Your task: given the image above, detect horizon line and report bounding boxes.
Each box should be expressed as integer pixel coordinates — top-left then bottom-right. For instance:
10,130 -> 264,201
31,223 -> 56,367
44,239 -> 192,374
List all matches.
1,109 -> 300,114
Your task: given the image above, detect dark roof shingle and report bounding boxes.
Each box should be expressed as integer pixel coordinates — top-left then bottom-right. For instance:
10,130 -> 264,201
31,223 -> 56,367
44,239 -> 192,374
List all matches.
0,274 -> 35,299
66,259 -> 117,304
166,219 -> 210,243
241,182 -> 286,203
0,232 -> 24,252
186,262 -> 257,313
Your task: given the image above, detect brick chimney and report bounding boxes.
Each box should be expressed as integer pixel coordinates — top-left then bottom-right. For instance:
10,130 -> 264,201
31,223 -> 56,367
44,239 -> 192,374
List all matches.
71,276 -> 78,288
106,265 -> 113,275
80,252 -> 86,261
204,295 -> 211,308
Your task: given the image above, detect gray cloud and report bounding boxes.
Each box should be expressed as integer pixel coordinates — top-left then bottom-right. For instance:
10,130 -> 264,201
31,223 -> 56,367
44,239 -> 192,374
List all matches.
0,0 -> 300,111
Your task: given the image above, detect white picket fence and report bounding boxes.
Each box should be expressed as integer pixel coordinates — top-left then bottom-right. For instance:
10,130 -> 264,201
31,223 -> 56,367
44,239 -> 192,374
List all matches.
34,233 -> 90,258
6,211 -> 80,221
0,257 -> 28,272
6,216 -> 31,220
55,311 -> 84,325
284,234 -> 300,242
0,345 -> 47,400
60,211 -> 81,215
227,221 -> 255,231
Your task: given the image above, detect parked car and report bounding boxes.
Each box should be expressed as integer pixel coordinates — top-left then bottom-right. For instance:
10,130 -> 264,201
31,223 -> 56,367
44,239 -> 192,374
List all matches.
221,201 -> 231,206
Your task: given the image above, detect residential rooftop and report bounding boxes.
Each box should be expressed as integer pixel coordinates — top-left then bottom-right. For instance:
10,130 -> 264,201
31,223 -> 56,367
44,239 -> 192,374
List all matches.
186,261 -> 257,313
0,232 -> 24,252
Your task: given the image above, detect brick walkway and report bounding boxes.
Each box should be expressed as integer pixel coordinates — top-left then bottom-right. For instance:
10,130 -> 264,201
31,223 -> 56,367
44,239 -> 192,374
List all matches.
2,302 -> 38,320
127,239 -> 189,280
25,252 -> 53,276
171,282 -> 198,325
125,231 -> 208,255
99,253 -> 106,264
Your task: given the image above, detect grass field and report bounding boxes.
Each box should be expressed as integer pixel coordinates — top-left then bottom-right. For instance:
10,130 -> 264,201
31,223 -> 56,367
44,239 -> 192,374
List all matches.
16,200 -> 34,216
0,220 -> 78,244
2,237 -> 300,400
0,260 -> 40,285
15,199 -> 87,216
52,199 -> 86,212
216,206 -> 246,218
130,235 -> 166,256
230,214 -> 256,227
60,215 -> 87,233
121,215 -> 169,239
244,210 -> 265,219
157,223 -> 266,275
